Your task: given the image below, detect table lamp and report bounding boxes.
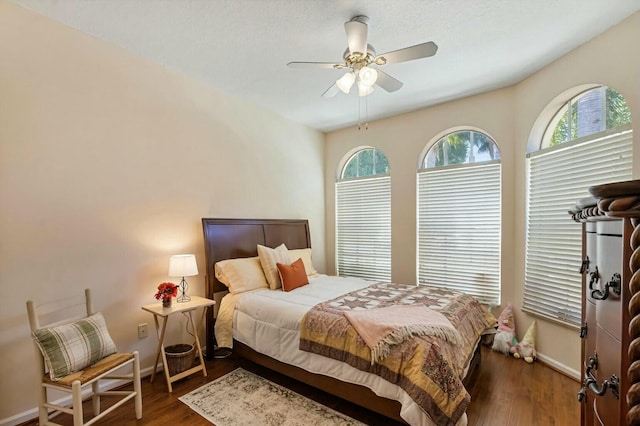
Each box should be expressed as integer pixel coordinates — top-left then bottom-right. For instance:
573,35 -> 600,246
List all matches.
168,254 -> 198,303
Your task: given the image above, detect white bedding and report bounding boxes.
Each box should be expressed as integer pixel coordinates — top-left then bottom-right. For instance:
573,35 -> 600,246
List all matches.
215,275 -> 468,426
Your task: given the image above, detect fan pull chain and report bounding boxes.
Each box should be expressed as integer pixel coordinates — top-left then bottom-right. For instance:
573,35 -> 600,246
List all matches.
358,95 -> 369,131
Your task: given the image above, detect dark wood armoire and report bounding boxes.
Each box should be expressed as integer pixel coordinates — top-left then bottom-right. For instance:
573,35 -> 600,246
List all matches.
570,180 -> 640,426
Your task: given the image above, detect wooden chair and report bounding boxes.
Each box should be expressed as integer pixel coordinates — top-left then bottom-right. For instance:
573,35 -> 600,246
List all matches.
26,288 -> 142,426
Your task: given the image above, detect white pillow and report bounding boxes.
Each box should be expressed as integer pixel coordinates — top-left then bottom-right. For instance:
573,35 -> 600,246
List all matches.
288,248 -> 318,276
257,243 -> 290,290
215,257 -> 269,294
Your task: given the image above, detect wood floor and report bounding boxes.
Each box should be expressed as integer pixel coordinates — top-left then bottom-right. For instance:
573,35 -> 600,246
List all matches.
21,346 -> 580,426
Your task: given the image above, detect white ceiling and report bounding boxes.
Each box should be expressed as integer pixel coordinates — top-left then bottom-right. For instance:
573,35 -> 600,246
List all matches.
12,0 -> 640,132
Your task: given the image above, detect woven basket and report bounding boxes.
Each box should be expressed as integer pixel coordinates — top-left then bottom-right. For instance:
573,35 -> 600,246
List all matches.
165,344 -> 195,376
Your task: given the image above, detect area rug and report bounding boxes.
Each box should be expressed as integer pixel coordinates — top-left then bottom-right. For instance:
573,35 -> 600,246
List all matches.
179,368 -> 366,426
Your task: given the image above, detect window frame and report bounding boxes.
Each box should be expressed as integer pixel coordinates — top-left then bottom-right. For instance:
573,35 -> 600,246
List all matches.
524,84 -> 633,328
335,148 -> 392,281
417,130 -> 502,306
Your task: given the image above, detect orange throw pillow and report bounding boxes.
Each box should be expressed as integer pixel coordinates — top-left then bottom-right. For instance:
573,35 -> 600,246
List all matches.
276,258 -> 309,292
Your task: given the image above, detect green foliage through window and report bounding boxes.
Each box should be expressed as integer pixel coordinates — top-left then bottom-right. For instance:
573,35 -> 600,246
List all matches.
547,87 -> 631,147
341,148 -> 389,179
424,131 -> 500,168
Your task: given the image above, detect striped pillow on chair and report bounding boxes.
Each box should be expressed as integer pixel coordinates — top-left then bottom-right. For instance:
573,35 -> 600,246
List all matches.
32,312 -> 117,381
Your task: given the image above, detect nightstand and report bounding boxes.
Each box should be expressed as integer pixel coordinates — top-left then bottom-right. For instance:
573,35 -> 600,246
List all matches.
142,296 -> 215,392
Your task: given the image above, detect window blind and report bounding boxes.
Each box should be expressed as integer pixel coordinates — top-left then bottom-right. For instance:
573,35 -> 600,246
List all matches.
336,175 -> 391,281
524,129 -> 633,327
417,162 -> 501,305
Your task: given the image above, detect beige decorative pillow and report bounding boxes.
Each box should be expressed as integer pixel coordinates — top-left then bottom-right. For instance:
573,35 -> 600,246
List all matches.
288,248 -> 318,276
257,243 -> 290,290
215,257 -> 269,294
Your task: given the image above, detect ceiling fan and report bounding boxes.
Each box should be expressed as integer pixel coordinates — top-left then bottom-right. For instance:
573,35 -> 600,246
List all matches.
287,15 -> 438,98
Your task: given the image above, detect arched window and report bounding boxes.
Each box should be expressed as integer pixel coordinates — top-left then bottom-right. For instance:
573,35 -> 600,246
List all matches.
524,86 -> 632,327
336,148 -> 391,281
341,148 -> 389,179
424,130 -> 501,167
541,86 -> 632,149
417,130 -> 501,306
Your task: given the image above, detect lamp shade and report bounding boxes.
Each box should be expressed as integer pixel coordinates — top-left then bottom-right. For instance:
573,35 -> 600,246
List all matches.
358,66 -> 378,87
336,72 -> 355,94
357,80 -> 374,97
168,254 -> 198,277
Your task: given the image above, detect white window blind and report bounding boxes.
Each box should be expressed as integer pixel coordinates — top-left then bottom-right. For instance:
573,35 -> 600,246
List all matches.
336,175 -> 391,281
524,129 -> 633,327
417,162 -> 501,305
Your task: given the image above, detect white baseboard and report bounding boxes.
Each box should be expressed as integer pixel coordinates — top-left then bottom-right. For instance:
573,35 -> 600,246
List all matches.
0,364 -> 160,426
536,352 -> 580,381
0,409 -> 39,426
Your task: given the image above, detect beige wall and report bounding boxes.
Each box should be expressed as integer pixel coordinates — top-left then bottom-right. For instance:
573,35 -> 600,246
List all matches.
0,3 -> 325,422
326,12 -> 640,376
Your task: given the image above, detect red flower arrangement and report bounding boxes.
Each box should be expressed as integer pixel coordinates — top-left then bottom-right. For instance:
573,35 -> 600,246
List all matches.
155,282 -> 178,302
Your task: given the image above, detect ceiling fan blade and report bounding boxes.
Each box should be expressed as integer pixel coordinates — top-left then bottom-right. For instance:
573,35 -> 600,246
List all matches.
344,16 -> 368,54
377,41 -> 438,65
375,70 -> 403,92
321,83 -> 340,98
287,61 -> 341,69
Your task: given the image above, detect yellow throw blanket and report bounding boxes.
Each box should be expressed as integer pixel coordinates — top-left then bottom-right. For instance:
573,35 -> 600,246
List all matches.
344,304 -> 460,364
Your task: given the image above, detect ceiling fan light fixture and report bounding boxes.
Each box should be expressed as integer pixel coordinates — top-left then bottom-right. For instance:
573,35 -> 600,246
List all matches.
336,72 -> 356,94
357,80 -> 374,97
287,15 -> 439,104
358,66 -> 378,88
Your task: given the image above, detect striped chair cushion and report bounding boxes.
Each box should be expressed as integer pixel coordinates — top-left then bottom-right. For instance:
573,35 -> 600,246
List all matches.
33,312 -> 117,381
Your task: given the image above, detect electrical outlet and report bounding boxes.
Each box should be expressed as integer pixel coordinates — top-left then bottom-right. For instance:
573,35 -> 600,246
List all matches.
137,323 -> 148,339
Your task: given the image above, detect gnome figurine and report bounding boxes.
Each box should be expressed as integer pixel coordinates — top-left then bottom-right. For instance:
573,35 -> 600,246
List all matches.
491,304 -> 518,355
513,320 -> 537,363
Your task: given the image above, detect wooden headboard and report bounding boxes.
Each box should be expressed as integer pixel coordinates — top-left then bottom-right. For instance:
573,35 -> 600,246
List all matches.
201,218 -> 311,354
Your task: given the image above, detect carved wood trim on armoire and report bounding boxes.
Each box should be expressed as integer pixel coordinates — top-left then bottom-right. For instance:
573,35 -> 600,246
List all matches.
570,180 -> 640,426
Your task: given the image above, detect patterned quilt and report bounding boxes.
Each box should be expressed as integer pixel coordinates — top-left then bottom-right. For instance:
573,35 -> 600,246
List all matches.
299,283 -> 496,426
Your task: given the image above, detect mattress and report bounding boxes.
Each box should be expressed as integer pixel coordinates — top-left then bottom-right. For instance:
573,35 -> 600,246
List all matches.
215,275 -> 469,426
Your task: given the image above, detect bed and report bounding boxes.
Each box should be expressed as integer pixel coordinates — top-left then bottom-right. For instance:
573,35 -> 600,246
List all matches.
202,218 -> 494,426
